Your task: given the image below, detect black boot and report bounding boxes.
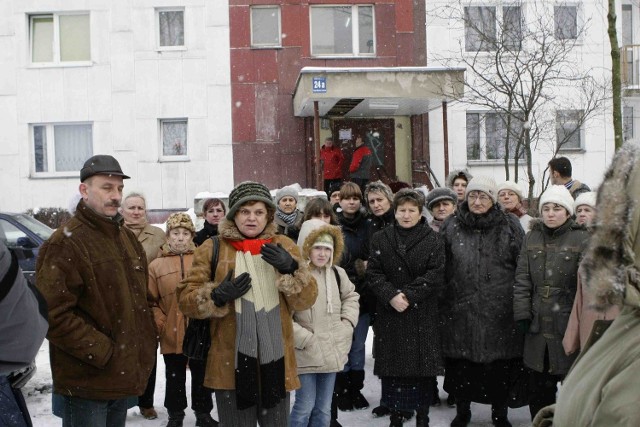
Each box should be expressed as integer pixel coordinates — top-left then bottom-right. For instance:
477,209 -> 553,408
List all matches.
450,400 -> 471,427
195,411 -> 219,427
167,410 -> 185,427
390,411 -> 404,427
416,406 -> 429,427
491,403 -> 512,427
348,370 -> 370,410
372,405 -> 392,417
330,395 -> 342,426
335,372 -> 353,411
446,394 -> 456,407
430,378 -> 441,407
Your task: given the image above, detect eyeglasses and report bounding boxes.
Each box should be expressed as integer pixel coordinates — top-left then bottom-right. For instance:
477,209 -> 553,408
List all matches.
468,192 -> 491,203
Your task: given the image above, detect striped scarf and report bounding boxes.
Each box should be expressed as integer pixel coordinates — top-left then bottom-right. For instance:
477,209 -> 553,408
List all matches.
276,208 -> 298,226
232,247 -> 286,410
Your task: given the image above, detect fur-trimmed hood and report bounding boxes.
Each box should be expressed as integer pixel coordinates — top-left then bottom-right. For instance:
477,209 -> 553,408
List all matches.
583,140 -> 640,309
297,219 -> 344,266
446,168 -> 473,188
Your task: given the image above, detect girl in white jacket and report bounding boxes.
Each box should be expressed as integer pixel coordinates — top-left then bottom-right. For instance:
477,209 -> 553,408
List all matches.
290,219 -> 360,427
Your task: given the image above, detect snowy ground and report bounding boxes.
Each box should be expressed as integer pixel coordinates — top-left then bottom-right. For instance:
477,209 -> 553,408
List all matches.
24,332 -> 533,426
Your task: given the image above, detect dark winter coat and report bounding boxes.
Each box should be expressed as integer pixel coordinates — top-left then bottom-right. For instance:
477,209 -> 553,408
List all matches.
367,220 -> 445,377
440,203 -> 524,363
193,221 -> 218,246
367,208 -> 395,241
337,209 -> 372,314
514,218 -> 589,375
35,200 -> 157,400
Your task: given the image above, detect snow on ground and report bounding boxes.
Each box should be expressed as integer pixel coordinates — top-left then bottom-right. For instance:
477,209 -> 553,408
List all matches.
24,332 -> 533,426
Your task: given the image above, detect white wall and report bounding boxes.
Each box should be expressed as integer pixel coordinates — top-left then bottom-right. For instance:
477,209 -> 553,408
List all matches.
0,0 -> 232,212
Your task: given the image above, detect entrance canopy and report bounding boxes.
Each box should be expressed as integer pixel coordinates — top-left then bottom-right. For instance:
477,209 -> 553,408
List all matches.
293,66 -> 465,117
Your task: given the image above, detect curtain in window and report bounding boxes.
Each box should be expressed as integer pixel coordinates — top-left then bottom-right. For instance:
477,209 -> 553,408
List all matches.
162,121 -> 188,156
54,124 -> 93,171
59,15 -> 90,61
32,16 -> 54,62
465,7 -> 496,51
33,126 -> 48,172
159,11 -> 184,47
554,6 -> 577,40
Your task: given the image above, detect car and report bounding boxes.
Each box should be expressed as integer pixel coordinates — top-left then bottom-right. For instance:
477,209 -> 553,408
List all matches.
0,212 -> 53,285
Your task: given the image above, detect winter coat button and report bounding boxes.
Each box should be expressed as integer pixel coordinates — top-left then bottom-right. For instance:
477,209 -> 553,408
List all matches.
87,354 -> 95,360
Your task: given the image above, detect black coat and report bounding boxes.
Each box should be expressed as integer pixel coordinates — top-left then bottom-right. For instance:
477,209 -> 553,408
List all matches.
367,220 -> 445,377
440,203 -> 524,363
193,221 -> 218,247
337,209 -> 372,314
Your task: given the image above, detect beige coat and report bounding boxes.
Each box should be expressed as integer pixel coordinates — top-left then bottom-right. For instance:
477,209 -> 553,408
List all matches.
148,243 -> 195,354
293,219 -> 360,374
138,223 -> 167,264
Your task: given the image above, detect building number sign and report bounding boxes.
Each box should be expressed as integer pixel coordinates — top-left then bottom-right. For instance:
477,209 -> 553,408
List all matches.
312,77 -> 327,93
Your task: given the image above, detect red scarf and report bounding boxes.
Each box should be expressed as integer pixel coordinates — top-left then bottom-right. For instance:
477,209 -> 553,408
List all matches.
228,238 -> 273,255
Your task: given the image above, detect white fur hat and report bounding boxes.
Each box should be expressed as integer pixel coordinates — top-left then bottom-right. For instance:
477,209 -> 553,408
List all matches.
465,176 -> 498,203
574,191 -> 597,211
539,185 -> 574,216
497,181 -> 524,201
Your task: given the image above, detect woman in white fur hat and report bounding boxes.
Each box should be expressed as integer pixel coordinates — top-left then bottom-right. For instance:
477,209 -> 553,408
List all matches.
497,181 -> 533,231
573,191 -> 597,226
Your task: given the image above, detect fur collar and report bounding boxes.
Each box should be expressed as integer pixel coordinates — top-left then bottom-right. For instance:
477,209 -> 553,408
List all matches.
217,218 -> 277,241
300,223 -> 344,265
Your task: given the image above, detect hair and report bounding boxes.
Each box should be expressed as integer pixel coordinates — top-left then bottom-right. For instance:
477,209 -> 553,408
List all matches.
237,200 -> 275,223
393,188 -> 426,211
364,181 -> 393,207
339,182 -> 362,201
548,157 -> 572,178
202,198 -> 226,214
303,198 -> 339,225
325,137 -> 333,143
123,192 -> 146,207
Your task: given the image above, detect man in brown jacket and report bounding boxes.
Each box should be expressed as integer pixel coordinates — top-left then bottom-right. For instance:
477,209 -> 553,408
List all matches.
36,154 -> 156,427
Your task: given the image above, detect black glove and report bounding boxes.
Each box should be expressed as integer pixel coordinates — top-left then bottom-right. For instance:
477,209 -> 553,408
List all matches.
211,269 -> 252,307
516,319 -> 531,334
261,243 -> 298,274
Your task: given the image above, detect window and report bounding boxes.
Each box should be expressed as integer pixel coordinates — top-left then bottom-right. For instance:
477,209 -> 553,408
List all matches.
30,13 -> 91,64
554,6 -> 578,40
556,110 -> 583,150
157,8 -> 185,49
310,5 -> 375,56
465,6 -> 522,52
160,119 -> 188,161
251,6 -> 281,48
466,112 -> 525,161
624,106 -> 634,141
32,123 -> 93,176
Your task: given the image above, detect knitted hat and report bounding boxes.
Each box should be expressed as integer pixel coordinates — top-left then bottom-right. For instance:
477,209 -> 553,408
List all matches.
226,181 -> 276,220
425,187 -> 458,210
574,191 -> 597,211
497,181 -> 524,201
446,169 -> 473,188
364,180 -> 393,204
465,176 -> 498,203
312,233 -> 334,250
166,212 -> 195,234
275,186 -> 299,204
539,185 -> 575,216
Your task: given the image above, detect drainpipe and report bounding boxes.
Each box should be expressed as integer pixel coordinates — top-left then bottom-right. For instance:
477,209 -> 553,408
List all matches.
442,101 -> 449,179
314,101 -> 322,190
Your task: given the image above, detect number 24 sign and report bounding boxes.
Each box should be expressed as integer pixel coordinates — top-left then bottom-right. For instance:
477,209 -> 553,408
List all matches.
312,77 -> 327,93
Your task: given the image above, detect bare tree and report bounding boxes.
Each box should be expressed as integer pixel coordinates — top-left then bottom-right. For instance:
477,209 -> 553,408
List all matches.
608,0 -> 623,150
429,0 -> 608,204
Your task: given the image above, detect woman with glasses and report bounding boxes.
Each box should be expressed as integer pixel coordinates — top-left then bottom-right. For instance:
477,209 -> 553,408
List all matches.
440,176 -> 525,427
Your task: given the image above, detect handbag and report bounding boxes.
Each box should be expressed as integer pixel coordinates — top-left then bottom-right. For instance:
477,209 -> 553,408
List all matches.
182,236 -> 219,360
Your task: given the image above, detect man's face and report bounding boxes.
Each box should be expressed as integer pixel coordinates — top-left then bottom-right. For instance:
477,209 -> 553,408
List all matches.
355,137 -> 363,147
80,175 -> 124,217
325,138 -> 333,147
120,196 -> 146,225
550,169 -> 561,185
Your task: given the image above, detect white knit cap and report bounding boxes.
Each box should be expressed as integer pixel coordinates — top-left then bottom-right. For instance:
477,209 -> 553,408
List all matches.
574,191 -> 597,211
539,185 -> 574,216
465,176 -> 498,203
497,181 -> 523,201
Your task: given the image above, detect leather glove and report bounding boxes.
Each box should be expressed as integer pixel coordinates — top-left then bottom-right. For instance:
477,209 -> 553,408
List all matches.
261,243 -> 298,274
211,269 -> 252,307
516,319 -> 531,334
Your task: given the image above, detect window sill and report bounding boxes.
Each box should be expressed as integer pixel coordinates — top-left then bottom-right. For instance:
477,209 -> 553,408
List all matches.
156,47 -> 187,52
30,172 -> 80,179
467,159 -> 527,166
159,156 -> 190,162
310,54 -> 376,59
28,61 -> 93,69
557,147 -> 585,153
251,45 -> 283,50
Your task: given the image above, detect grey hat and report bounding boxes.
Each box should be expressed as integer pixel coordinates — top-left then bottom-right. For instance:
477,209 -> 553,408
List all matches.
275,186 -> 299,204
465,176 -> 498,203
425,187 -> 458,210
446,169 -> 473,189
80,155 -> 130,182
226,181 -> 276,220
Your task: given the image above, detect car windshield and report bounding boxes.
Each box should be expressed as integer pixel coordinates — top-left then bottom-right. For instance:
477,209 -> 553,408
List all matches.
13,214 -> 54,240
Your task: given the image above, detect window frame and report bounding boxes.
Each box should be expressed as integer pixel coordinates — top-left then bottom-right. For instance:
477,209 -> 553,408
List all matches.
29,12 -> 92,67
30,122 -> 94,178
466,111 -> 526,163
250,6 -> 282,49
464,5 -> 523,53
553,4 -> 580,41
309,4 -> 376,58
556,109 -> 584,152
155,7 -> 186,51
159,118 -> 189,162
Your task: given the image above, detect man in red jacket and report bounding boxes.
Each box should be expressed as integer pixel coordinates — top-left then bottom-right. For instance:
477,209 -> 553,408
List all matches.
320,137 -> 344,197
349,136 -> 373,194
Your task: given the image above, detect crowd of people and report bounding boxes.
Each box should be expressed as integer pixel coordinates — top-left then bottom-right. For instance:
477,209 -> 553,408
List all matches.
4,147 -> 640,427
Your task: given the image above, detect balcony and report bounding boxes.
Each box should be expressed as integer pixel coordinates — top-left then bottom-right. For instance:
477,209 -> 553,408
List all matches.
621,45 -> 640,97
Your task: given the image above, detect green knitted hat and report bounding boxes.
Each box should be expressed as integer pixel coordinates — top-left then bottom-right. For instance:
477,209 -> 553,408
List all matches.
226,181 -> 276,220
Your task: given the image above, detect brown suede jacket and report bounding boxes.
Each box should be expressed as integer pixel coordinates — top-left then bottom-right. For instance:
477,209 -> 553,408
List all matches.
35,200 -> 156,400
177,219 -> 317,391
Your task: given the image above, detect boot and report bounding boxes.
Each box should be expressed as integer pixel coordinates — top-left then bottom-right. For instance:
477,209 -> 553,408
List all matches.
334,372 -> 353,411
166,410 -> 185,427
139,406 -> 158,420
416,406 -> 429,427
450,400 -> 471,427
389,411 -> 404,427
372,405 -> 391,417
446,394 -> 456,407
491,403 -> 512,427
348,370 -> 370,410
195,411 -> 219,427
330,396 -> 342,427
430,379 -> 441,407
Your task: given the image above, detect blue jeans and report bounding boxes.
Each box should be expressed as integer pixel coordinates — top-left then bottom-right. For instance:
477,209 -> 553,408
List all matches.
61,395 -> 128,427
290,373 -> 336,427
344,313 -> 370,371
0,375 -> 30,427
